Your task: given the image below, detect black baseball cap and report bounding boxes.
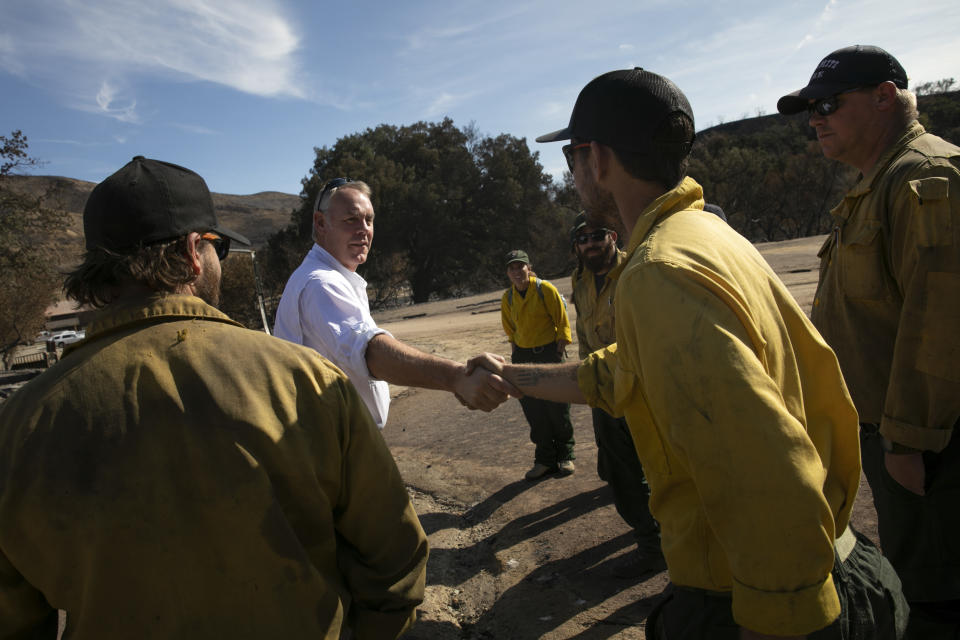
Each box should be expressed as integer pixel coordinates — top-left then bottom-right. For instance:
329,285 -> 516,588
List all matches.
83,156 -> 250,251
777,45 -> 908,115
536,68 -> 695,153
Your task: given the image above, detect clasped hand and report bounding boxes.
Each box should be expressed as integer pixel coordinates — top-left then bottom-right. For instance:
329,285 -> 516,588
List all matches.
453,354 -> 521,411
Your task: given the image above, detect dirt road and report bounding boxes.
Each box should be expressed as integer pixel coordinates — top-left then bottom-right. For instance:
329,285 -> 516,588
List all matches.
373,234 -> 878,639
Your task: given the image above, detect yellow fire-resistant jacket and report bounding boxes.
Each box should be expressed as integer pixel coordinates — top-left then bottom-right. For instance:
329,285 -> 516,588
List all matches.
812,122 -> 960,452
501,274 -> 572,348
571,249 -> 627,358
577,178 -> 861,636
0,294 -> 428,640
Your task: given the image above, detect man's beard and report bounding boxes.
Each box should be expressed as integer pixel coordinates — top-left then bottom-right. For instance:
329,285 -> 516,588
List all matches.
193,254 -> 222,307
580,176 -> 621,234
581,244 -> 616,273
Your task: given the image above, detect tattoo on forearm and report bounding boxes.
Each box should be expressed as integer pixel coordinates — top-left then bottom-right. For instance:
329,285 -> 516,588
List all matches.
515,367 -> 543,387
514,364 -> 575,389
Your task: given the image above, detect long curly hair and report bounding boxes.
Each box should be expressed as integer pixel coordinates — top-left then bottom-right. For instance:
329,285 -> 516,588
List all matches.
64,236 -> 197,308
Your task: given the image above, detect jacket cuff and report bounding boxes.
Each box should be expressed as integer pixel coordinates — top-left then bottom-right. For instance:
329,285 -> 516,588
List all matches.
880,414 -> 953,452
576,357 -> 601,409
732,574 -> 840,636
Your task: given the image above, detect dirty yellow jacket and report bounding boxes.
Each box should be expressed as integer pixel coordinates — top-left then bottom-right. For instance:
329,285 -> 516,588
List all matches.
0,295 -> 428,640
571,249 -> 627,358
577,178 -> 861,636
501,275 -> 572,348
811,122 -> 960,452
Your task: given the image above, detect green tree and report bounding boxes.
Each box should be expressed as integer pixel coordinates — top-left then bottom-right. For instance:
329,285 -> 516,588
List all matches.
0,131 -> 70,366
689,116 -> 855,242
261,118 -> 565,308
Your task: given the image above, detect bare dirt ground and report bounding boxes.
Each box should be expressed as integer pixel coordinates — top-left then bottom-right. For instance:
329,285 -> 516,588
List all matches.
4,233 -> 875,640
373,233 -> 879,640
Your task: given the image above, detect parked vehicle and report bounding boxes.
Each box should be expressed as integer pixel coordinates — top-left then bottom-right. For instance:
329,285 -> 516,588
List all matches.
34,331 -> 52,343
51,330 -> 85,348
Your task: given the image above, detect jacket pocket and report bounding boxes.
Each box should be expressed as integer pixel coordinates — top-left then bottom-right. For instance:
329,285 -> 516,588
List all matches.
840,224 -> 887,300
908,177 -> 952,247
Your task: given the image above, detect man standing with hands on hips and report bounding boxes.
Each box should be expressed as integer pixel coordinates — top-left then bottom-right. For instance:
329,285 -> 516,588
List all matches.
779,44 -> 960,638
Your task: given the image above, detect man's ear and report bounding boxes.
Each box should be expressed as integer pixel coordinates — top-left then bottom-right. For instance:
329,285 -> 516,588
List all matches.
184,232 -> 204,276
609,229 -> 618,243
313,210 -> 326,240
873,81 -> 898,112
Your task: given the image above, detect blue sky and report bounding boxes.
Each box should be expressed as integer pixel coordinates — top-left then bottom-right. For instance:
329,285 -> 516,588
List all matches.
3,0 -> 958,195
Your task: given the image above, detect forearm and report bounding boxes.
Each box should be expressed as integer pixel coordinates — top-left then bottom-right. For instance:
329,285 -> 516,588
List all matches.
501,361 -> 585,404
366,334 -> 462,391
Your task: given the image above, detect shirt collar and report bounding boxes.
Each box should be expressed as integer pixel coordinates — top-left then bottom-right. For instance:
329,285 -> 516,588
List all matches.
84,294 -> 242,343
310,243 -> 368,288
625,177 -> 706,254
847,121 -> 926,198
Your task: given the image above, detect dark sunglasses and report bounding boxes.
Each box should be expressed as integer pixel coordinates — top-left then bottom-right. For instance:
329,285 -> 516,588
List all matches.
201,231 -> 230,261
562,142 -> 591,171
575,230 -> 609,245
807,86 -> 868,117
316,177 -> 351,212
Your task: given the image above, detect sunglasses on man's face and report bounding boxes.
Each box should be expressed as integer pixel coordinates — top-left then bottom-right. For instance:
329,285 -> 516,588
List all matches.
562,142 -> 591,171
202,232 -> 231,261
807,86 -> 869,117
316,177 -> 351,212
575,230 -> 609,245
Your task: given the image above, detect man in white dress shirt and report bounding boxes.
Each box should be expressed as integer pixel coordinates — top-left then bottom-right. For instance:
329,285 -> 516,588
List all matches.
275,178 -> 513,428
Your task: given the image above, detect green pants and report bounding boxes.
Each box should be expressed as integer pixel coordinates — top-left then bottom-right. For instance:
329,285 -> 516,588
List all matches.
648,528 -> 908,639
860,425 -> 960,638
512,343 -> 574,466
592,408 -> 660,554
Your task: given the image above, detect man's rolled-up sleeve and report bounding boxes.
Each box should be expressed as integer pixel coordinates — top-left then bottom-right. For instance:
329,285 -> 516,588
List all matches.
299,278 -> 391,380
883,167 -> 960,451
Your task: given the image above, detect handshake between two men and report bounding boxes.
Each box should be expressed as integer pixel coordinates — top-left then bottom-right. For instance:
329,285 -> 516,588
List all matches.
461,352 -> 584,408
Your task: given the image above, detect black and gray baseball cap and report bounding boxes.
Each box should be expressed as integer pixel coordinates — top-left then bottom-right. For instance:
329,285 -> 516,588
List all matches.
83,156 -> 250,251
777,45 -> 908,115
536,68 -> 695,153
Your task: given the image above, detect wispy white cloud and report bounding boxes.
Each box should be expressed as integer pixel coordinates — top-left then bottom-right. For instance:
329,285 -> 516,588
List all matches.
0,0 -> 302,123
89,80 -> 139,123
425,92 -> 457,117
170,123 -> 220,136
36,138 -> 87,146
796,0 -> 838,50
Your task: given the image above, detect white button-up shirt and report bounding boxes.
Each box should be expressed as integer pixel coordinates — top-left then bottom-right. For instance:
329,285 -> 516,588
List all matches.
274,244 -> 391,428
